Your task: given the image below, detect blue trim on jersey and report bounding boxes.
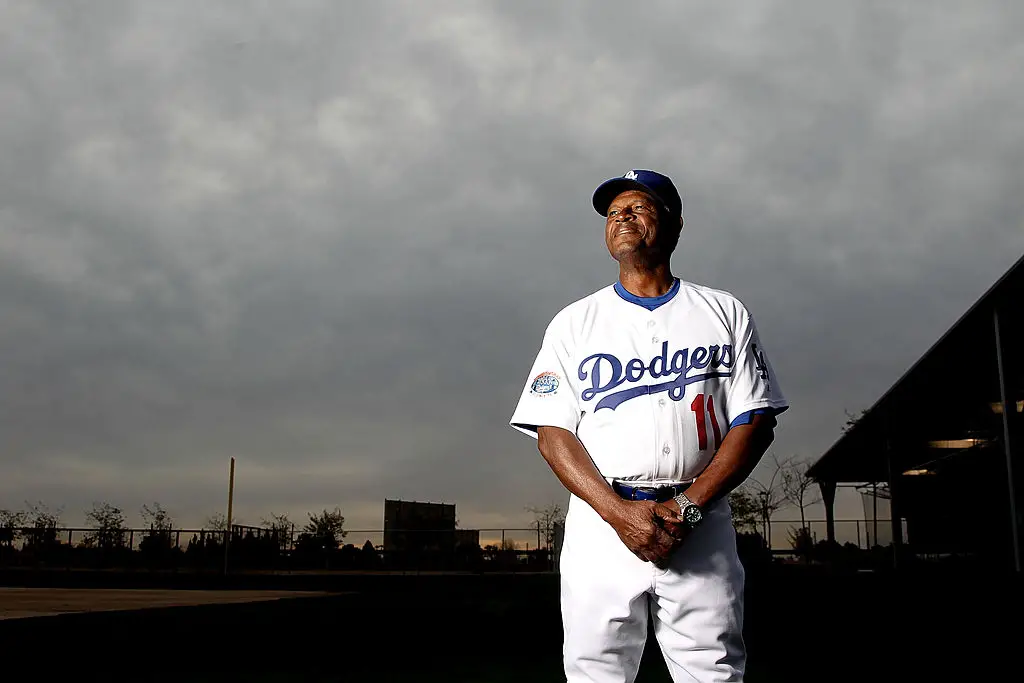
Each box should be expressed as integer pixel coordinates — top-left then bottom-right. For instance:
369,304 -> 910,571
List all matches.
729,408 -> 774,429
613,278 -> 680,311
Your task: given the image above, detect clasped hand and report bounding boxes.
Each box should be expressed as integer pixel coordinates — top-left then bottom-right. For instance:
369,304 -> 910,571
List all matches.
608,500 -> 688,568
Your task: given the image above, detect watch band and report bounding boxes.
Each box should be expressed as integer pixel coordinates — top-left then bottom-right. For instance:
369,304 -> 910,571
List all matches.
672,492 -> 703,528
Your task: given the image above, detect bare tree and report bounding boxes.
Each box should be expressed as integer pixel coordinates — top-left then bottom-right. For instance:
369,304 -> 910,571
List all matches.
261,512 -> 293,552
787,527 -> 814,557
526,502 -> 567,548
203,512 -> 229,546
781,460 -> 822,535
24,501 -> 62,548
744,453 -> 789,550
141,502 -> 173,532
140,503 -> 175,554
0,509 -> 27,547
205,512 -> 229,531
84,502 -> 127,550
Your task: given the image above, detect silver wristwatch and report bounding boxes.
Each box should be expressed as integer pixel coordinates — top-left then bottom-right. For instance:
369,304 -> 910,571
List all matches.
672,493 -> 704,529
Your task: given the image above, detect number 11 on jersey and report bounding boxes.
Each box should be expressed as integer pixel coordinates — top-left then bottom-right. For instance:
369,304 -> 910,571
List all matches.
690,393 -> 722,451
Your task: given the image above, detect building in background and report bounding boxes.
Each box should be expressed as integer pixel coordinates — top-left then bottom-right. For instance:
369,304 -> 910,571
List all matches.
383,499 -> 477,555
454,528 -> 480,549
808,253 -> 1023,571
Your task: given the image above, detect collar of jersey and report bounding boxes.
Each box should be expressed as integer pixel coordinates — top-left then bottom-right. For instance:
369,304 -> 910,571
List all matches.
612,277 -> 680,311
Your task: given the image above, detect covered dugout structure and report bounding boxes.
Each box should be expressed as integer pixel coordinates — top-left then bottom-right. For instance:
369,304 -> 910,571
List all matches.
808,253 -> 1023,572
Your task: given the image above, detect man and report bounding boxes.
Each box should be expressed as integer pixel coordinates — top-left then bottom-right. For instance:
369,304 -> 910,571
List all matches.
509,170 -> 788,683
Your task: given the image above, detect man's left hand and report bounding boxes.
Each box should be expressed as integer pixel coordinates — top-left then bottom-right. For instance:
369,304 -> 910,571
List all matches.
654,501 -> 690,552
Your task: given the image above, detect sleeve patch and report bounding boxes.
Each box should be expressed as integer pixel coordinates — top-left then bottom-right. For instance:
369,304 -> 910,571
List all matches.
530,371 -> 561,396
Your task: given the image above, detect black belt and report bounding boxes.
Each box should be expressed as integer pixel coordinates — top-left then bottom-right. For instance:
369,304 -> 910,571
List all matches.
612,480 -> 691,503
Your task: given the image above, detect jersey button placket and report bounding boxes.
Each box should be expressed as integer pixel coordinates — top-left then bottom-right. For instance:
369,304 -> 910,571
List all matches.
643,317 -> 662,479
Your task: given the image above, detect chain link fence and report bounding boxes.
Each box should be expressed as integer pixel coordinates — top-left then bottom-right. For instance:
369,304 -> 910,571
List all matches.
0,525 -> 559,573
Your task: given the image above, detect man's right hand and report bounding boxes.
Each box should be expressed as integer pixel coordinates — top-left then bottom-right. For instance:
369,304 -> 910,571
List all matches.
604,500 -> 686,567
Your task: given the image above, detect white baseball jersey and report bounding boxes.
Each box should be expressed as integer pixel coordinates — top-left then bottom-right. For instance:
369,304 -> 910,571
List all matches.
510,278 -> 788,483
510,277 -> 788,683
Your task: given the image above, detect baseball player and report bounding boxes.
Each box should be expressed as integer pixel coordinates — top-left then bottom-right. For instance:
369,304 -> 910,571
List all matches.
510,170 -> 788,683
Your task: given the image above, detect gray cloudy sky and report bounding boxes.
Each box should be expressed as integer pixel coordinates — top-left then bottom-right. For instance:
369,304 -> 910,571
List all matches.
2,1 -> 1023,530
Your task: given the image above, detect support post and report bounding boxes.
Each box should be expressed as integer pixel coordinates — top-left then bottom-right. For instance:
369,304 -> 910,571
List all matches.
886,440 -> 903,569
872,481 -> 878,549
818,479 -> 837,545
994,307 -> 1021,572
224,457 -> 235,575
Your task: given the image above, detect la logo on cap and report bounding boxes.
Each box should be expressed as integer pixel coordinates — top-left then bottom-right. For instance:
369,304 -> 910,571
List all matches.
624,170 -> 638,180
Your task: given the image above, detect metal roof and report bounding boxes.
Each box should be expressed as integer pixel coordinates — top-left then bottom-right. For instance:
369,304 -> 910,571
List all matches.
808,251 -> 1024,483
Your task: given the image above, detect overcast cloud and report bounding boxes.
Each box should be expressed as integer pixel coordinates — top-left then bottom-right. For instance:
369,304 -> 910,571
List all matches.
1,1 -> 1022,529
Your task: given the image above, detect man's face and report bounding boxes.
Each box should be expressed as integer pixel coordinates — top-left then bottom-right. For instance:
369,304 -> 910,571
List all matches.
604,189 -> 677,262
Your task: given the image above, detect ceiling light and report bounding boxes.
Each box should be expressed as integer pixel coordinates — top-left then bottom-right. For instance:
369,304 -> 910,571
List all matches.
928,438 -> 986,449
902,468 -> 933,476
990,401 -> 1024,415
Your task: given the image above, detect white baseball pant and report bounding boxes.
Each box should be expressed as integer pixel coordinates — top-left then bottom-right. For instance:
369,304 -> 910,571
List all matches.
559,494 -> 746,683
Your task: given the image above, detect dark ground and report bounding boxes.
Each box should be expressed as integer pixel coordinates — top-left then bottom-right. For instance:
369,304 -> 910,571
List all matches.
0,566 -> 1017,682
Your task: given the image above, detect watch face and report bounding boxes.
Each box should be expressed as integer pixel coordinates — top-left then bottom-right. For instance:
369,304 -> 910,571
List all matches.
684,505 -> 703,526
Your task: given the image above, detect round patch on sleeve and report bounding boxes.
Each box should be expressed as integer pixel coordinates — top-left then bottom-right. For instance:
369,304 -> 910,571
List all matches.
530,371 -> 560,396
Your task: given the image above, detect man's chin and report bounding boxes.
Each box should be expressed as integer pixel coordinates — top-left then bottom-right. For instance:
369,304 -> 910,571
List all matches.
608,237 -> 641,256
608,245 -> 669,266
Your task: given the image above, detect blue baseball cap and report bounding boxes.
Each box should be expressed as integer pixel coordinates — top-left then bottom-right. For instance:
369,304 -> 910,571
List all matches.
592,169 -> 683,220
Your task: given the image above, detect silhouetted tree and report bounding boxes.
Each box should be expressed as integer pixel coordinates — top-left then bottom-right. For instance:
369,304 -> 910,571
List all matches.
24,502 -> 62,549
745,453 -> 789,550
185,534 -> 203,565
727,489 -> 759,534
299,508 -> 346,549
261,512 -> 293,552
205,512 -> 228,530
139,503 -> 175,559
204,512 -> 229,546
781,460 -> 822,538
0,509 -> 26,548
360,539 -> 380,568
294,508 -> 346,566
85,502 -> 128,551
337,543 -> 358,568
787,527 -> 814,557
141,503 -> 173,532
526,502 -> 566,548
